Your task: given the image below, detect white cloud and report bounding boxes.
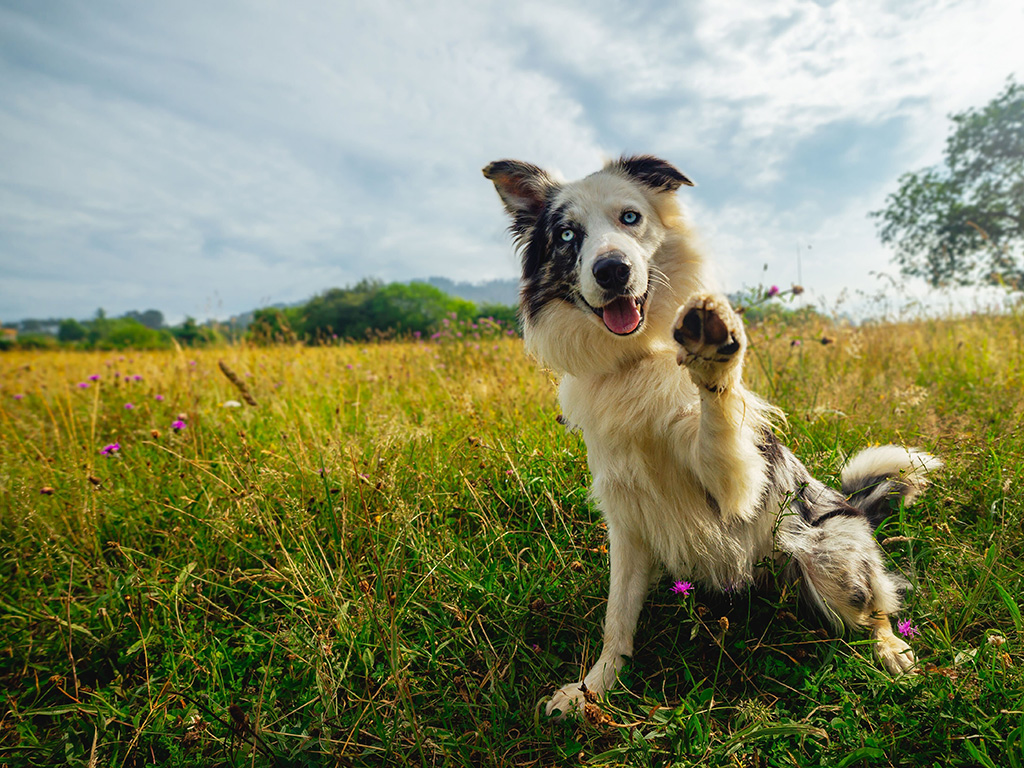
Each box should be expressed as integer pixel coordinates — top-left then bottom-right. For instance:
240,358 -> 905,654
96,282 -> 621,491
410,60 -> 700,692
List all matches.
0,0 -> 1022,323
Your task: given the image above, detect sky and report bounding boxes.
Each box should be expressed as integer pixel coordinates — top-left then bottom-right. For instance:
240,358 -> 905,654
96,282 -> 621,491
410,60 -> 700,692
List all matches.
1,0 -> 1022,324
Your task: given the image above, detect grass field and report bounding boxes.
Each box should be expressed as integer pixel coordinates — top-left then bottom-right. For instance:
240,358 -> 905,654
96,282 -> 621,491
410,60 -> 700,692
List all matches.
2,311 -> 1023,767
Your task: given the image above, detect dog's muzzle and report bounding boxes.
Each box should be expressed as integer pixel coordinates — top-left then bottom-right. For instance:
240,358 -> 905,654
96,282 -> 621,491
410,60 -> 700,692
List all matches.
587,253 -> 646,336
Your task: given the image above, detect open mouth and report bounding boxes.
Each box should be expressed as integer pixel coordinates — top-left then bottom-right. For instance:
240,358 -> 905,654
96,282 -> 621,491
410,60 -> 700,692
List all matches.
591,291 -> 648,336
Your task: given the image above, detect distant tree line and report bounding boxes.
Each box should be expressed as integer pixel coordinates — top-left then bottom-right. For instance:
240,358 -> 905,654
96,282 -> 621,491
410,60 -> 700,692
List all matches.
1,309 -> 228,351
2,280 -> 519,350
247,279 -> 518,344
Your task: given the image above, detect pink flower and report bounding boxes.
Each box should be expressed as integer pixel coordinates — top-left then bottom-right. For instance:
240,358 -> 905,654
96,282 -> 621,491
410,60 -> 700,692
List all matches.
77,382 -> 90,389
767,285 -> 780,297
99,442 -> 120,455
671,581 -> 693,597
171,419 -> 186,431
13,394 -> 24,400
897,619 -> 920,638
88,374 -> 101,381
154,394 -> 164,401
124,403 -> 134,410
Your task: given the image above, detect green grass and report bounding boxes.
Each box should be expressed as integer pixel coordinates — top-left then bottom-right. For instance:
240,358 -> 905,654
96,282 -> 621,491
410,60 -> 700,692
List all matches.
1,313 -> 1023,767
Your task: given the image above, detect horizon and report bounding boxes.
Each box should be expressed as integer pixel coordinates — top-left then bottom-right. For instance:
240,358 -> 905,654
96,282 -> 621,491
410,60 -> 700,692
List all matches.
2,1 -> 1023,325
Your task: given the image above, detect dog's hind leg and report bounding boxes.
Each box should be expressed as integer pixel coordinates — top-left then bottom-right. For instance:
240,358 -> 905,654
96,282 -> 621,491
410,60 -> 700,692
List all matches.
545,526 -> 653,719
672,294 -> 776,523
782,514 -> 917,674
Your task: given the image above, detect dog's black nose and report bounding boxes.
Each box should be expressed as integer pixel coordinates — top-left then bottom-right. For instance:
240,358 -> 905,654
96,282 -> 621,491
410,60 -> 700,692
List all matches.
593,254 -> 631,290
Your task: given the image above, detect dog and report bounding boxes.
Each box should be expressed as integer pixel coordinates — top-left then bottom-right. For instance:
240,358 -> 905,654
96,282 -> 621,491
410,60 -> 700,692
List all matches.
483,155 -> 940,718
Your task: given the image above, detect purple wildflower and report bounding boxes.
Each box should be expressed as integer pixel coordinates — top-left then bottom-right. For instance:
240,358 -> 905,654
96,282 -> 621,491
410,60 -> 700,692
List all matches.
133,374 -> 143,381
897,619 -> 920,638
99,442 -> 120,455
88,374 -> 101,381
77,382 -> 90,389
13,394 -> 24,400
671,580 -> 693,597
171,419 -> 186,431
124,403 -> 134,410
154,394 -> 164,401
767,285 -> 780,297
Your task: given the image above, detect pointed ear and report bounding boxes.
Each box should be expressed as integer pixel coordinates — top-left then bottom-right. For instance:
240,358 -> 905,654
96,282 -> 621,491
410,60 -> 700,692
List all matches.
613,155 -> 694,192
483,160 -> 557,230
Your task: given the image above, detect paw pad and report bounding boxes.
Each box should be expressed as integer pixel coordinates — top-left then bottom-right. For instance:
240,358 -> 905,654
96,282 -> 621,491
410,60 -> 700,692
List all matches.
674,296 -> 744,364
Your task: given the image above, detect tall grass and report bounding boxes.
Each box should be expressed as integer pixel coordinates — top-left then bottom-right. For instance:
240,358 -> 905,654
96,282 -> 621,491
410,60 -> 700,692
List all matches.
1,312 -> 1022,767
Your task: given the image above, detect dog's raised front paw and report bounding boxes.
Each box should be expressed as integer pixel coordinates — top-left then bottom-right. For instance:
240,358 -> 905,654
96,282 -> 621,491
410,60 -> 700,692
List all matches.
544,682 -> 587,720
673,294 -> 745,389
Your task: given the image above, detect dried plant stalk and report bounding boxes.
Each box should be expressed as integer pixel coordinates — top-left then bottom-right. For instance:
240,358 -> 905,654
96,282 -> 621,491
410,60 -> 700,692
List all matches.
218,360 -> 258,406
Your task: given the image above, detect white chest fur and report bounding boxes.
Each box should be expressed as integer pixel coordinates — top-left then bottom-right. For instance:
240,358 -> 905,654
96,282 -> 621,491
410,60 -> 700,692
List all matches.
559,353 -> 777,589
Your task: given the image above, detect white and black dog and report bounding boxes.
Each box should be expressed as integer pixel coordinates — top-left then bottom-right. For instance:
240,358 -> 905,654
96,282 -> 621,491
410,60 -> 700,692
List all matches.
483,155 -> 940,718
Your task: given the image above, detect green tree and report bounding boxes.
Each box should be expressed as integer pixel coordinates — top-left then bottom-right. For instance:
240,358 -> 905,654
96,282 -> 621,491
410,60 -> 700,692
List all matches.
300,281 -> 379,341
86,309 -> 111,346
248,307 -> 298,345
58,318 -> 87,343
367,281 -> 475,336
298,280 -> 476,341
104,318 -> 168,349
123,309 -> 165,329
170,317 -> 221,346
871,78 -> 1024,289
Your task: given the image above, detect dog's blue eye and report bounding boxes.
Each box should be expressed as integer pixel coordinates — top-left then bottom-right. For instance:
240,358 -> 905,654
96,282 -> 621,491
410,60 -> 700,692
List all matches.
560,229 -> 575,242
621,210 -> 640,225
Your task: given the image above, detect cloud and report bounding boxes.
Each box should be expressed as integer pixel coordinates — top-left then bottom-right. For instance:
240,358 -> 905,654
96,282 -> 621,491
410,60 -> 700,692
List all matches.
0,0 -> 1021,323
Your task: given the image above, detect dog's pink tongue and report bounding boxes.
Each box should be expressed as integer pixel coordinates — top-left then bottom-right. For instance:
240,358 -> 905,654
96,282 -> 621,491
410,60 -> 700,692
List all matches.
602,297 -> 641,335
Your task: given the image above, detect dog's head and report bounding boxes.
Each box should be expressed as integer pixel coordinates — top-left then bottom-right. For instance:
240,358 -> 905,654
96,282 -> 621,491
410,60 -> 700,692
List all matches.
484,156 -> 705,373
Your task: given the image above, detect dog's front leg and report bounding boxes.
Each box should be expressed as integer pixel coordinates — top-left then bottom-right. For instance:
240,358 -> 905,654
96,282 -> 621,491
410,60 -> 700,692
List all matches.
545,526 -> 652,719
672,294 -> 768,521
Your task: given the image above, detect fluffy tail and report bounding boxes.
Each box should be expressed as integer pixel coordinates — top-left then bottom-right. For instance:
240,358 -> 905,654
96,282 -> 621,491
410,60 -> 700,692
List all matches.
841,446 -> 942,527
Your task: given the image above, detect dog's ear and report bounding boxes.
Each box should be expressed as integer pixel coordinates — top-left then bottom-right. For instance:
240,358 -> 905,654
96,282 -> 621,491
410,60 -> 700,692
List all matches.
483,160 -> 557,231
614,155 -> 694,192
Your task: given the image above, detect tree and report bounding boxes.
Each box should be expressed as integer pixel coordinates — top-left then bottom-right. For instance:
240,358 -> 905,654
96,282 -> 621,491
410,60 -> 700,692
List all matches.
248,307 -> 298,345
122,309 -> 165,329
58,318 -> 87,343
871,78 -> 1024,289
297,280 -> 477,341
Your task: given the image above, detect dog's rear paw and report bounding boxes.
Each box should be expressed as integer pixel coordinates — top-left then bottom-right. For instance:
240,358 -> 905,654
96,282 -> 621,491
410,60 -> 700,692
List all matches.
544,682 -> 587,720
876,633 -> 918,675
673,294 -> 745,389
